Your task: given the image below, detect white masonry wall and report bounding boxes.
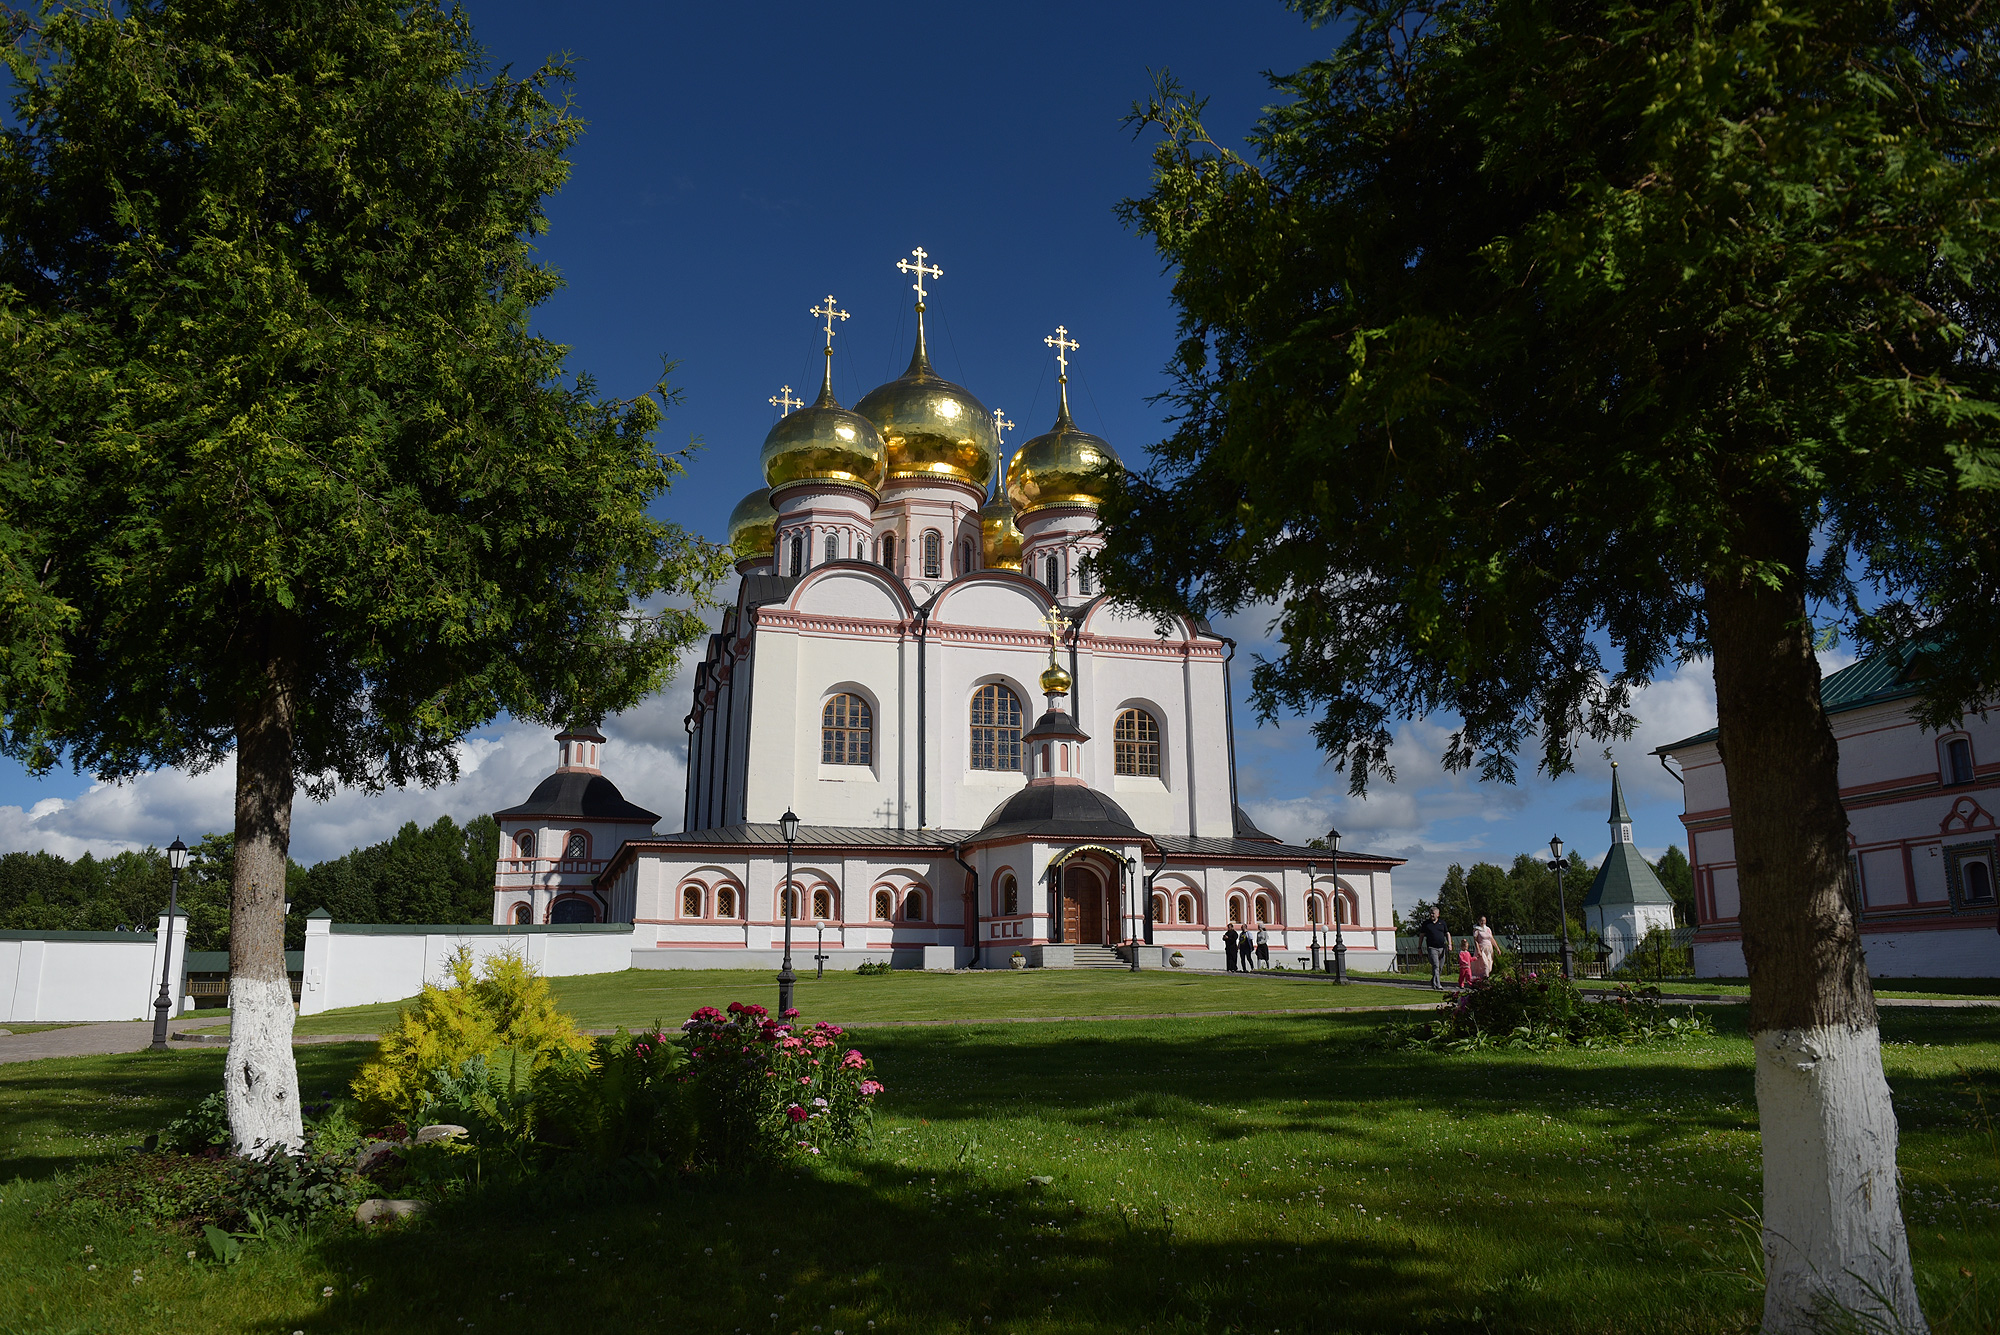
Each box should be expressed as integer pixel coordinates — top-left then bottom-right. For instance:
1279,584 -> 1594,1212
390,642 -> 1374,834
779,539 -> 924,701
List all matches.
0,914 -> 191,1023
297,918 -> 637,1015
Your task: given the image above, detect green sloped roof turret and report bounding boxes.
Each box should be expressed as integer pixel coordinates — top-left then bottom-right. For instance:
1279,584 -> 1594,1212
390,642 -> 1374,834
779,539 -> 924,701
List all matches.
1609,763 -> 1632,825
1582,764 -> 1676,910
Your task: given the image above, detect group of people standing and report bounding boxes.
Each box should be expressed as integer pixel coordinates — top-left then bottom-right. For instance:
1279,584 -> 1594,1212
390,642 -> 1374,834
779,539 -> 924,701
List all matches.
1221,924 -> 1269,971
1413,907 -> 1497,989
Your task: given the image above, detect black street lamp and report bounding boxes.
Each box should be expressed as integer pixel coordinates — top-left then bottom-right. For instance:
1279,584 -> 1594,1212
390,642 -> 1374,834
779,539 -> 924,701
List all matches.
778,809 -> 800,1016
1125,858 -> 1140,971
1549,834 -> 1573,982
1329,828 -> 1348,985
148,838 -> 189,1052
814,920 -> 827,981
1307,860 -> 1322,972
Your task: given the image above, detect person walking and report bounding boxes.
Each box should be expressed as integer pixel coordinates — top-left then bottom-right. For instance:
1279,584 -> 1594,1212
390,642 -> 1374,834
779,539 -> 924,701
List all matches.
1255,925 -> 1270,970
1416,908 -> 1452,989
1223,924 -> 1240,972
1471,915 -> 1497,982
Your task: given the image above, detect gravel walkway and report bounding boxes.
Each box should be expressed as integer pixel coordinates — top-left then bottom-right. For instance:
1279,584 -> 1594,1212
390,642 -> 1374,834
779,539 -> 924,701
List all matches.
0,1016 -> 217,1066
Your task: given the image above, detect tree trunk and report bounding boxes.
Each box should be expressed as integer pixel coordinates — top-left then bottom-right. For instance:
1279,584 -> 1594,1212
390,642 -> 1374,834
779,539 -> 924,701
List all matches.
1705,511 -> 1925,1334
225,624 -> 304,1154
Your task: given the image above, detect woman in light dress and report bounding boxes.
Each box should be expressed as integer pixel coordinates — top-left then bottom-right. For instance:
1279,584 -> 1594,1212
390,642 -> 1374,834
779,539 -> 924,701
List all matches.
1470,915 -> 1497,981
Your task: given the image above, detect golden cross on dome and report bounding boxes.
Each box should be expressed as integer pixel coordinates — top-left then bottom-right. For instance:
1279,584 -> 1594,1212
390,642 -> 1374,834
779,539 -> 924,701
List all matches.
1044,325 -> 1078,379
769,384 -> 802,415
1040,606 -> 1068,659
810,294 -> 849,353
992,408 -> 1015,445
896,247 -> 941,308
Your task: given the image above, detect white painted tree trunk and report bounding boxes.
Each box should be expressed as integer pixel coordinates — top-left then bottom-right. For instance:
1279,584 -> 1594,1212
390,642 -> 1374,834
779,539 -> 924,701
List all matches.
1756,1024 -> 1926,1333
225,975 -> 304,1153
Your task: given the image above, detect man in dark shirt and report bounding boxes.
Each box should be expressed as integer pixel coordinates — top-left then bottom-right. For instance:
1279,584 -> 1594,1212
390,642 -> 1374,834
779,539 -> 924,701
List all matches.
1415,908 -> 1453,989
1223,925 -> 1240,972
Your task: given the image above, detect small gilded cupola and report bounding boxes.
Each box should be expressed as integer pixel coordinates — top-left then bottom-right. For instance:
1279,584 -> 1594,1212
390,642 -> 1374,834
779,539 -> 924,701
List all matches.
760,295 -> 887,576
1022,609 -> 1089,783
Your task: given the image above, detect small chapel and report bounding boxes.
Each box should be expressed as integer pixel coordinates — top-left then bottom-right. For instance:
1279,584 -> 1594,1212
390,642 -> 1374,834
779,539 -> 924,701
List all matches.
489,250 -> 1403,969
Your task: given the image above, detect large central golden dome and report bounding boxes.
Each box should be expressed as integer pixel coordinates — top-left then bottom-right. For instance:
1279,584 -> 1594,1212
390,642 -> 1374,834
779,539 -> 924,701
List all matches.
1005,399 -> 1123,516
761,372 -> 888,495
855,326 -> 996,490
726,486 -> 776,564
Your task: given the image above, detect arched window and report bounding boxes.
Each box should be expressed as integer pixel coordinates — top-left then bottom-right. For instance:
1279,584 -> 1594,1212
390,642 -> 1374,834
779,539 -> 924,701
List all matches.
881,533 -> 896,572
1177,894 -> 1195,924
682,886 -> 703,918
565,831 -> 589,860
825,531 -> 839,564
1967,861 -> 1996,903
1228,895 -> 1245,924
550,898 -> 595,924
1254,894 -> 1273,924
716,886 -> 737,918
1001,873 -> 1019,915
781,886 -> 800,919
822,693 -> 873,766
1151,893 -> 1166,923
512,903 -> 532,925
790,532 -> 806,576
1947,737 -> 1975,785
1044,553 -> 1060,593
813,887 -> 832,919
960,539 -> 974,575
875,889 -> 893,921
922,529 -> 943,579
1079,562 -> 1094,596
970,684 -> 1024,770
515,831 -> 535,860
1338,893 -> 1354,925
1306,895 -> 1321,924
1114,709 -> 1160,777
903,890 -> 925,921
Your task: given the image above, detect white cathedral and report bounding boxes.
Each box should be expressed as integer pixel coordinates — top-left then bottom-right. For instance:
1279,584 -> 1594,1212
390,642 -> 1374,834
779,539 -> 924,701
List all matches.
489,254 -> 1402,970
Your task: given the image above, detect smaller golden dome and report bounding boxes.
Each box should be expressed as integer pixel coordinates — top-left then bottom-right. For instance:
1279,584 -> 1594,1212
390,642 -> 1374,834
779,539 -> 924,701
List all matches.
726,487 -> 776,565
979,493 -> 1023,571
855,327 -> 996,491
1040,661 -> 1072,696
761,373 -> 888,496
1005,400 -> 1123,517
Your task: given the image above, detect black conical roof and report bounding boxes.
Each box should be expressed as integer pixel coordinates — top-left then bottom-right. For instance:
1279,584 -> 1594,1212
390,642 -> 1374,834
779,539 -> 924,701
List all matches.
975,783 -> 1145,843
495,772 -> 659,823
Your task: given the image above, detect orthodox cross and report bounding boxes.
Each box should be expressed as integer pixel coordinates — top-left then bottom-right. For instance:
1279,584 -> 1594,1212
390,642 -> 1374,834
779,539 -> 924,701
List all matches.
1044,325 -> 1078,379
992,408 -> 1015,445
1040,606 -> 1068,660
811,294 -> 849,352
769,384 -> 802,415
896,247 -> 941,307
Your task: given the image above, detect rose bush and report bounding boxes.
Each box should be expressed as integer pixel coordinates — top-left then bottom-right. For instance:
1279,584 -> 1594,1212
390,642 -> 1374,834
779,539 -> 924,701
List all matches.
1382,970 -> 1712,1050
680,1002 -> 882,1172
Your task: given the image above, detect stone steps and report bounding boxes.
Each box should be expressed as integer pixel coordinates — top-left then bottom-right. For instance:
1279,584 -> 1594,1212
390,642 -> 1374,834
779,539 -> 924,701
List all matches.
1069,945 -> 1128,970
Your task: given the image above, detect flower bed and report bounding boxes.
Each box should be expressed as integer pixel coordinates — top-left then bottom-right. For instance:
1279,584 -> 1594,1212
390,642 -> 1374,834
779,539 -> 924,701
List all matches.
681,1002 -> 882,1172
1381,971 -> 1712,1050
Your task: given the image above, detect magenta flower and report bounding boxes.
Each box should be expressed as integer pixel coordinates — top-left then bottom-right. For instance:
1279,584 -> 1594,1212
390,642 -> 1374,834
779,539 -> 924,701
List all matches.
782,1007 -> 800,1019
841,1050 -> 866,1070
858,1080 -> 884,1096
788,1105 -> 808,1123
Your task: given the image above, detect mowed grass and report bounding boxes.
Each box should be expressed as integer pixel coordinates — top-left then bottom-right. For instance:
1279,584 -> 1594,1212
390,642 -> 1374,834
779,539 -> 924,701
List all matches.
1348,970 -> 2000,1001
271,967 -> 1433,1038
1,994 -> 1996,1333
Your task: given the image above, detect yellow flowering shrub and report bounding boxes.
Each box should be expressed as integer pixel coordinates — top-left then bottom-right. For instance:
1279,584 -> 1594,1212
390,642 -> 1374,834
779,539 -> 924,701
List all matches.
351,946 -> 587,1125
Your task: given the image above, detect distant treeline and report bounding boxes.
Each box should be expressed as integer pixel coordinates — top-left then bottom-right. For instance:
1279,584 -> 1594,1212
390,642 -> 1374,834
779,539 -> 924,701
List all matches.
1403,845 -> 1695,935
0,815 -> 500,953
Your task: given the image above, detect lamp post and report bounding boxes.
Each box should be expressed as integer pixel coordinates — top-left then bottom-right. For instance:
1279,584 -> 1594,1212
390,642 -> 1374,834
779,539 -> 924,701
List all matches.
778,809 -> 800,1016
148,838 -> 190,1052
1329,828 -> 1348,985
1307,860 -> 1322,972
1126,858 -> 1140,972
1549,834 -> 1573,982
814,921 -> 827,981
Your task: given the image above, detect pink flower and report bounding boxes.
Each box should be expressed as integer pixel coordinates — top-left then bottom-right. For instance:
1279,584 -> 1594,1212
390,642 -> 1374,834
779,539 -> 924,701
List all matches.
799,1076 -> 812,1086
788,1105 -> 808,1123
858,1080 -> 884,1096
782,1008 -> 800,1019
840,1050 -> 867,1070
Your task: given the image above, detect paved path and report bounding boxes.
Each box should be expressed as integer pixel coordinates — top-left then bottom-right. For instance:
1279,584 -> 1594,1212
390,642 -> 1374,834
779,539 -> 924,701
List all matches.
0,1016 -> 217,1066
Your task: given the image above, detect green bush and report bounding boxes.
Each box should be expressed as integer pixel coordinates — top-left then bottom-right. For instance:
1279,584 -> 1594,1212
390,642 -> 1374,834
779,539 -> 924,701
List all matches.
224,1145 -> 369,1227
534,1026 -> 693,1167
1383,969 -> 1713,1050
155,1090 -> 231,1153
854,960 -> 892,975
1612,927 -> 1694,982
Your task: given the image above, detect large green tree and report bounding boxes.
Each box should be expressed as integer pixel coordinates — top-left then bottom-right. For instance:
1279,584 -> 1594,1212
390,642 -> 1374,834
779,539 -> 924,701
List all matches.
1102,1 -> 2000,1327
0,1 -> 723,1151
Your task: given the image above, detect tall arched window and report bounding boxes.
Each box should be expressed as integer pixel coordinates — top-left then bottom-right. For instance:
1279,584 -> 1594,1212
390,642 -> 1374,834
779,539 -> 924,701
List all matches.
781,886 -> 800,918
682,886 -> 703,918
825,531 -> 839,564
970,684 -> 1024,770
1114,709 -> 1160,777
922,529 -> 943,579
1177,894 -> 1195,924
875,889 -> 894,920
1254,894 -> 1273,924
513,903 -> 532,925
822,693 -> 873,766
1152,893 -> 1166,922
1044,553 -> 1060,593
903,890 -> 925,921
960,539 -> 974,575
515,831 -> 535,859
716,886 -> 737,918
1966,861 -> 1995,903
1228,895 -> 1245,924
789,532 -> 806,576
1338,892 -> 1354,924
1079,562 -> 1094,596
1306,895 -> 1321,924
1947,736 -> 1975,785
881,533 -> 896,572
1001,873 -> 1019,915
813,887 -> 832,919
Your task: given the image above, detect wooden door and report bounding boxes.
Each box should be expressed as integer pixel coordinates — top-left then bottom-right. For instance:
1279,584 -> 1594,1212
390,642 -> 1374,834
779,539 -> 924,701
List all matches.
1068,867 -> 1103,944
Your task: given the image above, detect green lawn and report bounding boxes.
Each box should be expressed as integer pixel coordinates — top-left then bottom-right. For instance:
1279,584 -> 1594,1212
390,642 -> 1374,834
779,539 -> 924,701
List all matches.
1349,969 -> 2000,1001
2,979 -> 1995,1333
262,967 -> 1433,1038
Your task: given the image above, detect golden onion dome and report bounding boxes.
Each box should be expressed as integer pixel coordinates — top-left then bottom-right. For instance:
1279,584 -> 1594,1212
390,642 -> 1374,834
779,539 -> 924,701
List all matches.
725,486 -> 776,565
760,373 -> 888,496
854,326 -> 997,491
1005,399 -> 1123,517
978,492 -> 1023,571
1039,661 -> 1072,696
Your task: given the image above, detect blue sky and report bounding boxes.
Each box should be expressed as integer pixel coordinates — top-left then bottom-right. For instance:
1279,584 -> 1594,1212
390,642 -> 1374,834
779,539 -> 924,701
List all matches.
0,1 -> 1726,909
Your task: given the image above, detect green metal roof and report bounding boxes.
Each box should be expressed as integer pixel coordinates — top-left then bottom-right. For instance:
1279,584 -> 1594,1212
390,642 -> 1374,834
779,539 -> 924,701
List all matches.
1609,765 -> 1632,824
1653,643 -> 1925,755
1582,841 -> 1678,908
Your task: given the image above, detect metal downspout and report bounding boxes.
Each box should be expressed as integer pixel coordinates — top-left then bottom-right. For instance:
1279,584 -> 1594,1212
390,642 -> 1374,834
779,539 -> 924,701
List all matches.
951,843 -> 979,963
1220,636 -> 1241,816
915,605 -> 931,829
736,613 -> 758,825
682,716 -> 696,833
